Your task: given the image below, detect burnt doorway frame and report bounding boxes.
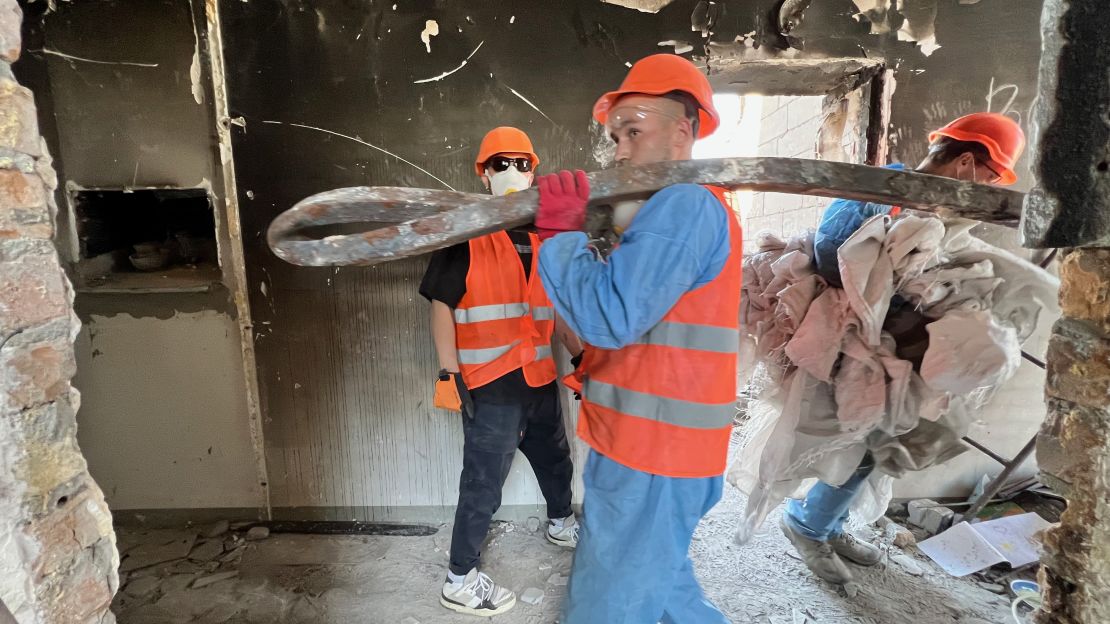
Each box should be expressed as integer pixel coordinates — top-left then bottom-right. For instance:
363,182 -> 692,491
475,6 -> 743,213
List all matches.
706,56 -> 893,166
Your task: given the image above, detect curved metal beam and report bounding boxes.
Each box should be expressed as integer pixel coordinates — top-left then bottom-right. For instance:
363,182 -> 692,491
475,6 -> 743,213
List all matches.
268,157 -> 1026,267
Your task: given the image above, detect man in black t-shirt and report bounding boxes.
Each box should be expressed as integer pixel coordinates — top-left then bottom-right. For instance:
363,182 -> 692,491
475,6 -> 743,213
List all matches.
421,127 -> 582,617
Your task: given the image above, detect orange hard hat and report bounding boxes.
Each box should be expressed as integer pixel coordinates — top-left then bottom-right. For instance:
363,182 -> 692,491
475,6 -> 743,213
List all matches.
474,127 -> 539,176
593,54 -> 719,139
928,113 -> 1025,185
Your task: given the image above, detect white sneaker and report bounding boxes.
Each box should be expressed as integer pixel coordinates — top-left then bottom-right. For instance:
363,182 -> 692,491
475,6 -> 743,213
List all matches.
546,516 -> 579,548
440,569 -> 516,617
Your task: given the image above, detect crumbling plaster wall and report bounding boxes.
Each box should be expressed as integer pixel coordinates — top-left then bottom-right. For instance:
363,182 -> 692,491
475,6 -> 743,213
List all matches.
1022,0 -> 1110,621
0,1 -> 118,622
14,0 -> 265,516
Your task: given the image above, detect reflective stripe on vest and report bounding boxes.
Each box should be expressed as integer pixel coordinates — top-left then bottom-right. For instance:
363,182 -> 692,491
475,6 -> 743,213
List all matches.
455,303 -> 530,324
534,345 -> 553,362
458,340 -> 522,365
532,306 -> 556,321
583,378 -> 735,430
635,321 -> 739,354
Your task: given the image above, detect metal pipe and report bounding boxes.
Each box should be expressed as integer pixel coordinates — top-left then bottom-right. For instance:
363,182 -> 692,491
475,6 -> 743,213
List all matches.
1039,249 -> 1058,268
962,436 -> 1012,467
1021,351 -> 1047,370
958,435 -> 1039,523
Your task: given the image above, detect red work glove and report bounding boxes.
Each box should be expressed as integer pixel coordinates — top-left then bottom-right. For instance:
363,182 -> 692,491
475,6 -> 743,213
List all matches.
535,170 -> 589,240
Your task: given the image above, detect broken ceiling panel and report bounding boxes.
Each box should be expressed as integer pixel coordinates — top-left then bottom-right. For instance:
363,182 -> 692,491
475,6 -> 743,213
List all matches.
690,1 -> 720,36
897,0 -> 940,56
658,39 -> 694,55
601,0 -> 678,14
851,0 -> 896,35
777,0 -> 814,35
850,0 -> 942,56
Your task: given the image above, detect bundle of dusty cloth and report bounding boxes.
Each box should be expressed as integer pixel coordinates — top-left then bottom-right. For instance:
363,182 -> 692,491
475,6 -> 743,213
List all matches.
728,213 -> 1059,543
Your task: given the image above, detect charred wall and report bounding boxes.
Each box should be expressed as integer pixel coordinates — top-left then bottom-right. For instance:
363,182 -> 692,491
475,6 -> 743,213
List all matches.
16,0 -> 1048,518
219,0 -> 1046,516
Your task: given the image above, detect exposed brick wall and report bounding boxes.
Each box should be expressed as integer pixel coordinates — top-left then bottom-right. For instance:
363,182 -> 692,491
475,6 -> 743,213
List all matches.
0,2 -> 118,622
1037,251 -> 1110,623
1027,0 -> 1110,621
743,95 -> 827,250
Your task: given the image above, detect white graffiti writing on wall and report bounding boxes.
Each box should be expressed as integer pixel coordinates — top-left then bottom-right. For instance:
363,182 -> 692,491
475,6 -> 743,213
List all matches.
985,77 -> 1038,128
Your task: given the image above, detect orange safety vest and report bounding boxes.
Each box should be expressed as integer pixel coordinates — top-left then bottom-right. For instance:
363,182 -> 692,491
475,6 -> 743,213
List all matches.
574,185 -> 743,478
454,231 -> 557,390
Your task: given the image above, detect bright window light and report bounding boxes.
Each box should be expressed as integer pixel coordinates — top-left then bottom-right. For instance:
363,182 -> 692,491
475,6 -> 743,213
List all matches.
693,94 -> 762,218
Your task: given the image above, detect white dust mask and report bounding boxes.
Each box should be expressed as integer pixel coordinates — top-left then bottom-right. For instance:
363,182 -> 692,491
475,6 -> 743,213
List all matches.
488,166 -> 531,196
612,199 -> 646,235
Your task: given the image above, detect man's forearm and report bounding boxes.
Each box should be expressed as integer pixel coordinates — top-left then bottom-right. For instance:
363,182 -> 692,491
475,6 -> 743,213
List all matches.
555,315 -> 583,356
430,300 -> 460,372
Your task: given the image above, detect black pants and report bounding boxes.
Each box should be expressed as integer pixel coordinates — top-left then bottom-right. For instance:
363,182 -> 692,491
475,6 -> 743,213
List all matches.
448,384 -> 574,575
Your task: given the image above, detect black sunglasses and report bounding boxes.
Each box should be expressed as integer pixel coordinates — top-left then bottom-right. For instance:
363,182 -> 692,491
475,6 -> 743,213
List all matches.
485,156 -> 533,173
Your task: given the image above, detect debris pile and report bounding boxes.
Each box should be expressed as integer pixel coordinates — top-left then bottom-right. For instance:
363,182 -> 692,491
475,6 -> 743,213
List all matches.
728,214 -> 1059,542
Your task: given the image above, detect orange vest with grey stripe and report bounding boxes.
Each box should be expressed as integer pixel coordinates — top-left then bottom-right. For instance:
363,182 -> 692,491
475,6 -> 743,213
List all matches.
575,185 -> 742,478
455,231 -> 557,390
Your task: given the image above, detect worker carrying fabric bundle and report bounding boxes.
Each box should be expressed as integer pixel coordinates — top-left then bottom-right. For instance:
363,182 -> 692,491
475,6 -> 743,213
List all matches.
419,126 -> 584,617
533,54 -> 742,624
814,113 -> 1026,287
755,113 -> 1032,585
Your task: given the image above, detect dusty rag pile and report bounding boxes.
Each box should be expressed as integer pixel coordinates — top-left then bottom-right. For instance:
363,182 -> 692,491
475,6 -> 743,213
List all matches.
728,214 -> 1059,543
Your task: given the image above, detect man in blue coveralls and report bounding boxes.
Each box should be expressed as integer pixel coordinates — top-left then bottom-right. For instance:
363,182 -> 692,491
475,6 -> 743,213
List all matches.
780,112 -> 1026,585
531,54 -> 744,623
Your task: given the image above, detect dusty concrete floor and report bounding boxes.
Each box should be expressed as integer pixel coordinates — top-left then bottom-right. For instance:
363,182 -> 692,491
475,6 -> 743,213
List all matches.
112,482 -> 1014,624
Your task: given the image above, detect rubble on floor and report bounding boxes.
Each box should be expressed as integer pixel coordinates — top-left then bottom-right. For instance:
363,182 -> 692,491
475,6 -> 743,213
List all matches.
111,484 -> 1015,623
908,498 -> 955,534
